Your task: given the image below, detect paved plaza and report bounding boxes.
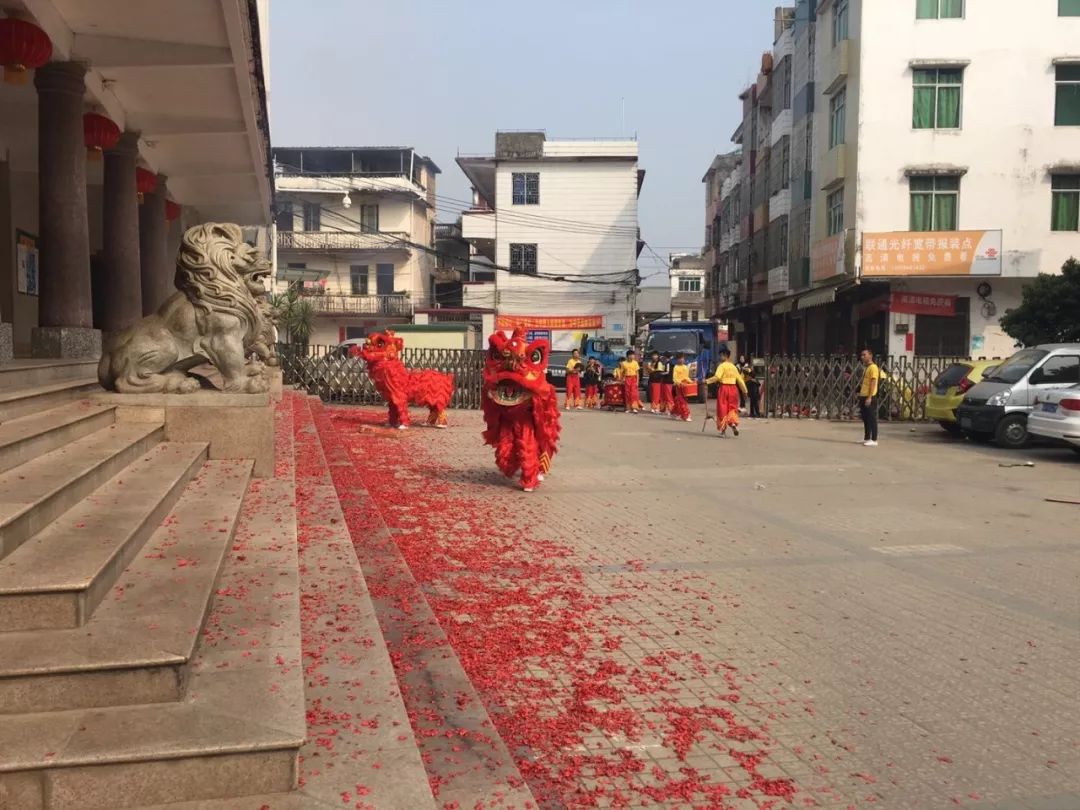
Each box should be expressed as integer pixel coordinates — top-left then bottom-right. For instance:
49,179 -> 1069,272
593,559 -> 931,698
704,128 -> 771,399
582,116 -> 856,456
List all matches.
320,402 -> 1080,809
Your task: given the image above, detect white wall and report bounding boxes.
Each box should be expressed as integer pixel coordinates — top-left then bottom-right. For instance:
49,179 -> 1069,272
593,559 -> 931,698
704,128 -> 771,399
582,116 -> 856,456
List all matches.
856,0 -> 1080,277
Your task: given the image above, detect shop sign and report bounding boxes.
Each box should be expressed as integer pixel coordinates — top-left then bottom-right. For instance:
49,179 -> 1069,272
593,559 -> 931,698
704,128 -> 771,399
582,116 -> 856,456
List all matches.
811,232 -> 848,283
496,315 -> 603,330
890,292 -> 957,317
768,266 -> 790,295
861,231 -> 1003,277
524,329 -> 551,343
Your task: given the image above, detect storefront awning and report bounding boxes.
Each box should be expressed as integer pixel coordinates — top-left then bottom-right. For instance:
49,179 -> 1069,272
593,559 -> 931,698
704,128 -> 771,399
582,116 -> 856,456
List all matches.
772,296 -> 798,314
797,287 -> 837,310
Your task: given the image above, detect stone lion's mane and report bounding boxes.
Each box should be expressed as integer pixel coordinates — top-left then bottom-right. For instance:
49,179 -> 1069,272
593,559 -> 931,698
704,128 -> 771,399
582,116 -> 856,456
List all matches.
175,222 -> 261,337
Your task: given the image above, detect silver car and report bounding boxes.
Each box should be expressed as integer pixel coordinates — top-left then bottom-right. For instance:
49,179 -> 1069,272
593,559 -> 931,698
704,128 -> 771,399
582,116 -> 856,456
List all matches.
1028,384 -> 1080,454
955,344 -> 1080,448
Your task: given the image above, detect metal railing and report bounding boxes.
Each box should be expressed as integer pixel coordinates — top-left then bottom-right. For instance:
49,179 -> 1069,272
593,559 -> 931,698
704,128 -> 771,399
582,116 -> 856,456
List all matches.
276,230 -> 409,250
278,344 -> 485,409
761,354 -> 1002,421
297,293 -> 412,317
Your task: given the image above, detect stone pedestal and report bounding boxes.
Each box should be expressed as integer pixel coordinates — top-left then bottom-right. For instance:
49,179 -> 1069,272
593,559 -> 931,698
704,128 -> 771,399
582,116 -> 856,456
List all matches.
91,391 -> 274,477
31,326 -> 102,360
0,323 -> 12,364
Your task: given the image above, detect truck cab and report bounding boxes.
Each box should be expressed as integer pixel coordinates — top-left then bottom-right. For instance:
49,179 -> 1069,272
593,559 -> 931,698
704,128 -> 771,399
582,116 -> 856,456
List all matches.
644,322 -> 723,402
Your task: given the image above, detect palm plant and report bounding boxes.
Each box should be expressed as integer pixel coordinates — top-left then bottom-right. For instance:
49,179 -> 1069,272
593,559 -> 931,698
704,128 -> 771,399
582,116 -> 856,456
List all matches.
269,288 -> 315,346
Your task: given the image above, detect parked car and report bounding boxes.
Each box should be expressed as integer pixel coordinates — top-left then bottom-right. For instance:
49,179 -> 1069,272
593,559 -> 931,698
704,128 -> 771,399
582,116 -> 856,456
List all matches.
956,344 -> 1080,448
925,359 -> 999,433
1027,384 -> 1080,454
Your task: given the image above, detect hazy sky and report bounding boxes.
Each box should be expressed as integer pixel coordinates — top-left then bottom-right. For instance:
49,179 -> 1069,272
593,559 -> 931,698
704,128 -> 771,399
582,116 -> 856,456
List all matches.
269,0 -> 779,286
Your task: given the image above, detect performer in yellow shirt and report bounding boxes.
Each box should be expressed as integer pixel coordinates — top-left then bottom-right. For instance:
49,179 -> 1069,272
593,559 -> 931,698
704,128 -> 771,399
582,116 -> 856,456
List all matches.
670,353 -> 693,421
705,348 -> 748,436
564,349 -> 584,410
618,349 -> 642,413
858,348 -> 880,446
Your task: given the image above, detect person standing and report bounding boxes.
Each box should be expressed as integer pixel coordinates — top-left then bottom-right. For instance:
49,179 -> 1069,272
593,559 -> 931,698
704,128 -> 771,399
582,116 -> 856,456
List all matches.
858,348 -> 880,446
646,351 -> 667,414
564,349 -> 584,410
582,358 -> 602,408
660,351 -> 675,414
705,349 -> 748,436
670,353 -> 693,421
618,349 -> 642,413
745,368 -> 762,418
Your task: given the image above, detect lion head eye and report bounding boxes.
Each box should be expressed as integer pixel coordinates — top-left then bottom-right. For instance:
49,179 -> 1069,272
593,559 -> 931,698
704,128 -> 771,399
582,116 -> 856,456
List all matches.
530,349 -> 543,364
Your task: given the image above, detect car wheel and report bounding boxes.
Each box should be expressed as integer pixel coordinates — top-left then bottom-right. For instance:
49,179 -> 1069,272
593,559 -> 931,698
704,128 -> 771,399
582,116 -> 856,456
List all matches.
939,420 -> 963,434
963,430 -> 992,444
994,414 -> 1029,449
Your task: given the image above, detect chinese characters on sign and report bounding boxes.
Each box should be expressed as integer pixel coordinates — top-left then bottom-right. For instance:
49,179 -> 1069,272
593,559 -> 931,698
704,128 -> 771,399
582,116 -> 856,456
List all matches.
496,315 -> 604,331
861,231 -> 1003,277
16,230 -> 38,296
889,292 -> 957,317
811,232 -> 849,283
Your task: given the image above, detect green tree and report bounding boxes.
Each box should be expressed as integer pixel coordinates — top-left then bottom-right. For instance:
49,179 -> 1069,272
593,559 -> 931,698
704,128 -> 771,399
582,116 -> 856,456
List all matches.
268,288 -> 314,345
999,258 -> 1080,346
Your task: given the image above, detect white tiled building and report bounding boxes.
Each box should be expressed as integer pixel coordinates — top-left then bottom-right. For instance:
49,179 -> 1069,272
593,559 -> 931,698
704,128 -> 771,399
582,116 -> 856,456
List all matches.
457,132 -> 642,350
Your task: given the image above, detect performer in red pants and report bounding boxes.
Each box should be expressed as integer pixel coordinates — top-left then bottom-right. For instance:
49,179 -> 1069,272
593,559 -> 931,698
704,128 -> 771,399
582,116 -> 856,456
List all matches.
564,349 -> 584,410
660,351 -> 675,414
705,348 -> 748,436
669,353 -> 692,421
618,349 -> 642,413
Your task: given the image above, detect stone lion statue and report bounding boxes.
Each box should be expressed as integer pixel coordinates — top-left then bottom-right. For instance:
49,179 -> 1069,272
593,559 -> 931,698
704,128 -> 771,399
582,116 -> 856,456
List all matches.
98,222 -> 273,394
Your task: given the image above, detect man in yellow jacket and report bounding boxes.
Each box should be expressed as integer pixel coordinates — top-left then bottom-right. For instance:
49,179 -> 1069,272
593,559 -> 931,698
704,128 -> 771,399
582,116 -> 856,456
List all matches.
704,348 -> 748,436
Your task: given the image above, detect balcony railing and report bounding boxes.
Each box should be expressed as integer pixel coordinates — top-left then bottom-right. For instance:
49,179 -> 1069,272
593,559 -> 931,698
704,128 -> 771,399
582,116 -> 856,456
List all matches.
298,292 -> 413,317
277,230 -> 410,251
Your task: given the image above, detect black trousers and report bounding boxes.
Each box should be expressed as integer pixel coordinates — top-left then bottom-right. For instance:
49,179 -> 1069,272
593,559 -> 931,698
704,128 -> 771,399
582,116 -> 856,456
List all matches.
747,384 -> 761,417
859,398 -> 878,441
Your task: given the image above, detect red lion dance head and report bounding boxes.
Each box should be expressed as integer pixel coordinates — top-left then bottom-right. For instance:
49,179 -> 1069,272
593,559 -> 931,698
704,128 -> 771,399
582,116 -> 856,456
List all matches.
351,329 -> 454,429
481,328 -> 561,491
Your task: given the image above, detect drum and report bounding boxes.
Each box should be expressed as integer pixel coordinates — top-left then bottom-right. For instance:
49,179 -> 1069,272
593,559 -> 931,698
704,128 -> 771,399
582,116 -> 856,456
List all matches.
681,381 -> 699,398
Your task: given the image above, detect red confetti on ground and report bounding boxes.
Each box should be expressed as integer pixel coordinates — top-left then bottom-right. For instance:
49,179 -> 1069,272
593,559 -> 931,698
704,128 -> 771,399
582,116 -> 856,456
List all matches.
295,399 -> 804,809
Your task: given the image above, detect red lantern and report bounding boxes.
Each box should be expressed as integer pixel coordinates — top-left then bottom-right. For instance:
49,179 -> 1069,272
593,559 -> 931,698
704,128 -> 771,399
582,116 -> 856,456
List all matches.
135,167 -> 157,202
0,18 -> 52,86
83,113 -> 120,161
165,200 -> 181,221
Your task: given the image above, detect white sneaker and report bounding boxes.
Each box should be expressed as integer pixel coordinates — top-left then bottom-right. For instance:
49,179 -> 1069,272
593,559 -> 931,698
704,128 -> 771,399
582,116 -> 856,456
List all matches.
538,473 -> 545,482
397,424 -> 409,431
863,440 -> 878,446
684,417 -> 693,422
523,487 -> 534,493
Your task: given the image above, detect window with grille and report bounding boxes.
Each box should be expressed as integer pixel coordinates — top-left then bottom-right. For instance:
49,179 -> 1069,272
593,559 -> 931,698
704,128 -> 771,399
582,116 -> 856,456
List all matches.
350,265 -> 369,295
829,88 -> 846,148
511,173 -> 540,205
302,202 -> 320,231
1051,174 -> 1080,231
678,277 -> 702,293
827,188 -> 845,235
913,68 -> 963,129
509,243 -> 538,275
833,0 -> 849,44
910,175 -> 960,231
916,0 -> 963,19
1055,64 -> 1080,126
359,205 -> 379,233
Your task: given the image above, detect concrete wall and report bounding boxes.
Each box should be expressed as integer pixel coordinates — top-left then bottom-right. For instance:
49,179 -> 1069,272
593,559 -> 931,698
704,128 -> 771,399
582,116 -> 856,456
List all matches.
855,0 -> 1080,278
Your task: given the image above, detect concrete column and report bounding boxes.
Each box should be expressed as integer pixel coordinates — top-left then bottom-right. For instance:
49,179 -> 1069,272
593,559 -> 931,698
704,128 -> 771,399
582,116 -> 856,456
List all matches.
139,174 -> 169,315
31,62 -> 100,359
98,131 -> 142,334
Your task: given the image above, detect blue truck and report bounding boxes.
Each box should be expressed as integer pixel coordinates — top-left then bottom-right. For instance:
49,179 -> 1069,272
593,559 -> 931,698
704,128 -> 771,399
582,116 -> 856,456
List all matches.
644,321 -> 727,402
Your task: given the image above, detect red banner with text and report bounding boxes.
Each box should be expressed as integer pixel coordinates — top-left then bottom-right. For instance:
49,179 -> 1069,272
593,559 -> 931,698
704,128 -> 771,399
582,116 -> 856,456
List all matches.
495,315 -> 604,331
890,292 -> 957,317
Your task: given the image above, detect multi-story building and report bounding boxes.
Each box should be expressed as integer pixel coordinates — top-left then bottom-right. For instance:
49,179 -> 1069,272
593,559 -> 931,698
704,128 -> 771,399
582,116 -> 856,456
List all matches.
702,151 -> 741,314
710,1 -> 1080,360
457,131 -> 642,351
669,253 -> 706,321
272,146 -> 439,345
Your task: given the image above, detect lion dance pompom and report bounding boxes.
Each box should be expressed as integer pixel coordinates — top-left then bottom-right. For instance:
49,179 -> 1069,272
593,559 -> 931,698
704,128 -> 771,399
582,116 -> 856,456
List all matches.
481,327 -> 561,492
353,330 -> 454,429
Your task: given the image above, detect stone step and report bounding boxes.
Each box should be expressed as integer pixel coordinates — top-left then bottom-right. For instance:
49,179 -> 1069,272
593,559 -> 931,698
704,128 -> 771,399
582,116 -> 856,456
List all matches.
0,422 -> 165,560
0,460 -> 252,715
0,378 -> 102,423
0,401 -> 116,477
0,471 -> 305,810
0,360 -> 100,393
0,442 -> 209,632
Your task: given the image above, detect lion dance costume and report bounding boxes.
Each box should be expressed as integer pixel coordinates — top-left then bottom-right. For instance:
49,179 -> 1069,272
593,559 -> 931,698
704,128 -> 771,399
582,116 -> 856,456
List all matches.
353,330 -> 454,429
481,328 -> 562,492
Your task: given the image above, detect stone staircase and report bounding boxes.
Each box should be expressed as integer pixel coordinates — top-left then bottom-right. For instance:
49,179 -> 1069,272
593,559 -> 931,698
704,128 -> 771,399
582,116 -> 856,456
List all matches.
0,362 -> 304,809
